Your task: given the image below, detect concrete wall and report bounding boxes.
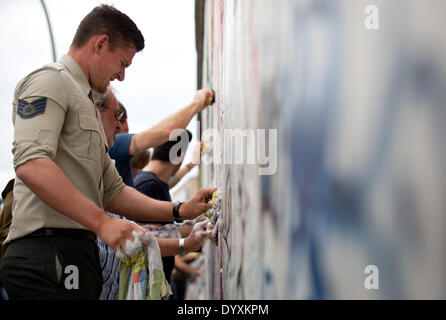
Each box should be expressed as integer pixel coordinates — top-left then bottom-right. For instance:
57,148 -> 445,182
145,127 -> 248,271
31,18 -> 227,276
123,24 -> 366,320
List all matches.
196,0 -> 446,299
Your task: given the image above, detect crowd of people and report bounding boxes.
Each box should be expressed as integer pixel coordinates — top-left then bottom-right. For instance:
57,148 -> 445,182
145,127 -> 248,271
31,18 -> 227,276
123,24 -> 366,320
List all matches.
0,4 -> 215,300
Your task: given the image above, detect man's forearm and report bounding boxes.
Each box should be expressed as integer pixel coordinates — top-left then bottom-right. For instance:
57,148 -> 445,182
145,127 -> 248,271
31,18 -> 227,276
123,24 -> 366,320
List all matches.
16,158 -> 108,233
106,186 -> 175,222
130,101 -> 200,155
157,237 -> 182,257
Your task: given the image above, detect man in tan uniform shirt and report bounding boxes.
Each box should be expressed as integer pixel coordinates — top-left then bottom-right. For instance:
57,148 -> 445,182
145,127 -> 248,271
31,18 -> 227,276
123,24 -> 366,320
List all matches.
0,5 -> 215,300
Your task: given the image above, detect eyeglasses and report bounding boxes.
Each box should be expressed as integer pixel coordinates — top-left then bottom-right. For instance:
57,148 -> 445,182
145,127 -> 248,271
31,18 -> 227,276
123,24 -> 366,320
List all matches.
99,103 -> 125,122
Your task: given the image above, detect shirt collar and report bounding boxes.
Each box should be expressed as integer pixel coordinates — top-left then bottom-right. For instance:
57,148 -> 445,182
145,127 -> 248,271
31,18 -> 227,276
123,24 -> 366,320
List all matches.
59,54 -> 92,97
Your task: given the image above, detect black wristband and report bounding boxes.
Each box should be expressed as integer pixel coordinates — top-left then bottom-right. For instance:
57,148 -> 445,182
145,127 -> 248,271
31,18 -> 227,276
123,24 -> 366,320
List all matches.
173,201 -> 184,223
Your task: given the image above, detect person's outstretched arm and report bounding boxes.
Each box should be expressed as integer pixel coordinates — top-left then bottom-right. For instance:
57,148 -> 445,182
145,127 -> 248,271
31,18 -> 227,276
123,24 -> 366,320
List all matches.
128,89 -> 213,155
106,186 -> 215,224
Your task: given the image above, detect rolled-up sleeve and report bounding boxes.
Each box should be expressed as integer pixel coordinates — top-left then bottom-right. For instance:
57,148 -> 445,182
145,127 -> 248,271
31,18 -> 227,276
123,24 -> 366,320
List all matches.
12,97 -> 66,169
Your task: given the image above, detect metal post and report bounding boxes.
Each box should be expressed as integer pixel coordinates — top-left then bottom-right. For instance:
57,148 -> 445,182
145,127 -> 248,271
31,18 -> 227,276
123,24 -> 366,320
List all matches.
39,0 -> 57,62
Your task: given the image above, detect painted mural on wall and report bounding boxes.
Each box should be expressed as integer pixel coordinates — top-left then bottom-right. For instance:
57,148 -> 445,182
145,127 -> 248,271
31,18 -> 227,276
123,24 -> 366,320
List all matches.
197,0 -> 446,299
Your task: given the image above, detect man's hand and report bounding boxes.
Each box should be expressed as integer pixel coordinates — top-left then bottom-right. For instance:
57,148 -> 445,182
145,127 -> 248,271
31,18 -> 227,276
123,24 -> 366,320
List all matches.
184,220 -> 210,252
95,215 -> 150,251
193,89 -> 215,111
179,187 -> 217,220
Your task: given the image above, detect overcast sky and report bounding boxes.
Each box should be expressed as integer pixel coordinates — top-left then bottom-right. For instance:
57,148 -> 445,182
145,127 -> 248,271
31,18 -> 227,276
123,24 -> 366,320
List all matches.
0,0 -> 198,191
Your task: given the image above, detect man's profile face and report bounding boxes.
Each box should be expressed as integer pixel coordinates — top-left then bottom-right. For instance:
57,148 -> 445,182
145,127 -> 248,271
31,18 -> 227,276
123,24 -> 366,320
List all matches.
91,39 -> 136,93
99,92 -> 122,147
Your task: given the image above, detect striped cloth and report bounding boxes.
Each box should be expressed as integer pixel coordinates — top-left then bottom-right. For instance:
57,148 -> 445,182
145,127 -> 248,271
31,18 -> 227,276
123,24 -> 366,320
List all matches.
96,212 -> 123,300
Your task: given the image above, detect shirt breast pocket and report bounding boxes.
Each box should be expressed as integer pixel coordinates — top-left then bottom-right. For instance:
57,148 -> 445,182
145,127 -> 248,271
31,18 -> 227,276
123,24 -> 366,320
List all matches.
74,113 -> 102,161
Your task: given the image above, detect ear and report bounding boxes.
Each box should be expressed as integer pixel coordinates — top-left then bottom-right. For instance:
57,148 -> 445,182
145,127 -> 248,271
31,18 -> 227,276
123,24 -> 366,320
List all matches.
94,34 -> 109,54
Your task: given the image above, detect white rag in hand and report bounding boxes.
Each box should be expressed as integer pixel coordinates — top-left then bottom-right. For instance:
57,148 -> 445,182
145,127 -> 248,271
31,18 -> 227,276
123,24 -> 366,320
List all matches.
115,230 -> 151,260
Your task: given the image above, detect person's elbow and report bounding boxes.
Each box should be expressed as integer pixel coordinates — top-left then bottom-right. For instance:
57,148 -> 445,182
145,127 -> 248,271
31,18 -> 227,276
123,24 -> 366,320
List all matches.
15,158 -> 49,183
164,126 -> 177,141
15,161 -> 34,182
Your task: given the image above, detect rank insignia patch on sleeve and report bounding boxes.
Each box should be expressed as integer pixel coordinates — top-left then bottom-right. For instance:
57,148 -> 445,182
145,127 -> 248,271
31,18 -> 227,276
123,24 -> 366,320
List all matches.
17,97 -> 47,119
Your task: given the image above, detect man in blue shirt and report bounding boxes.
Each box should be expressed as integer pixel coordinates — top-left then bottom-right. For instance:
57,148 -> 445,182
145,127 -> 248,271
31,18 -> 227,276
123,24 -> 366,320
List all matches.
109,133 -> 135,186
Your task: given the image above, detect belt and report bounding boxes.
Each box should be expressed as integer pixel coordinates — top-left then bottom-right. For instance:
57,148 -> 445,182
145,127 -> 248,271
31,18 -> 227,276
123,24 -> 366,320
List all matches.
23,228 -> 97,241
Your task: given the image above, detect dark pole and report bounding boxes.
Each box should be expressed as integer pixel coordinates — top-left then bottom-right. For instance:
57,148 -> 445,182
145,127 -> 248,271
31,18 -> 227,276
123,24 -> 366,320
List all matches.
39,0 -> 57,62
